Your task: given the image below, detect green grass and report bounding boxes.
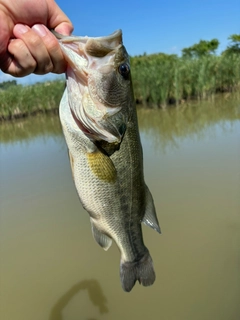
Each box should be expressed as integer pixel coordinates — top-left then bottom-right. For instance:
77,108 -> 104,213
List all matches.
0,80 -> 65,120
0,52 -> 240,120
131,53 -> 240,107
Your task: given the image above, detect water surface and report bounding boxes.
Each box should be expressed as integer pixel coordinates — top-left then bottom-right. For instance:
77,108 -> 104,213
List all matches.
1,97 -> 240,320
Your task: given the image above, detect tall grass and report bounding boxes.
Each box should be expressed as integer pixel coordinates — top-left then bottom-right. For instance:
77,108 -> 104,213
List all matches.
131,53 -> 240,107
0,52 -> 240,120
0,80 -> 65,120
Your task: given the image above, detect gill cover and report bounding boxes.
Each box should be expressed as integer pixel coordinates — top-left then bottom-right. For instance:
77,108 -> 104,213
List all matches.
55,30 -> 131,144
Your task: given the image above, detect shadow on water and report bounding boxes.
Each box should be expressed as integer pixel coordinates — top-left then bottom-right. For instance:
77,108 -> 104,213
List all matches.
49,279 -> 108,320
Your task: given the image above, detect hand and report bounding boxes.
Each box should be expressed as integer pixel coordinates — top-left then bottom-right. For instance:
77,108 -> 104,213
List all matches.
0,0 -> 73,77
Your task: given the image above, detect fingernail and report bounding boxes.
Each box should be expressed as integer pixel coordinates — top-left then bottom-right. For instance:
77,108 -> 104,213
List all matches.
15,24 -> 29,34
54,23 -> 73,36
32,24 -> 47,37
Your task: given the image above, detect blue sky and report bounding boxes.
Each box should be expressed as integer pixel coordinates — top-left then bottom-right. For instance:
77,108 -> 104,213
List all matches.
1,0 -> 239,85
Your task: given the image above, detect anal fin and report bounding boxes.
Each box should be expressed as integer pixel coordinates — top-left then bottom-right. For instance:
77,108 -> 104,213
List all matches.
90,220 -> 112,251
142,186 -> 161,234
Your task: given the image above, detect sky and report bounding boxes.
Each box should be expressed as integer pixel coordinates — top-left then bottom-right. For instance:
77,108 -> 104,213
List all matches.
0,0 -> 239,85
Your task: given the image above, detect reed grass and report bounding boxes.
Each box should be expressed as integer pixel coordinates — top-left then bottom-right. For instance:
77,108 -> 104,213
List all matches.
0,52 -> 240,120
131,53 -> 240,107
0,80 -> 65,120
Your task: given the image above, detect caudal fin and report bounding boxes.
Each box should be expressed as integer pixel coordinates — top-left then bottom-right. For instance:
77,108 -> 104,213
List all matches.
120,252 -> 156,292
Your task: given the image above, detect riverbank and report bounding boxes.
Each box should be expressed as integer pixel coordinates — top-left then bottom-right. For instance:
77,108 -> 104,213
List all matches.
0,80 -> 65,121
0,52 -> 240,121
131,52 -> 240,108
1,93 -> 239,144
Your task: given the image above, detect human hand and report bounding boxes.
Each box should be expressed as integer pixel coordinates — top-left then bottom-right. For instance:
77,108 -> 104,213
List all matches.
0,0 -> 73,77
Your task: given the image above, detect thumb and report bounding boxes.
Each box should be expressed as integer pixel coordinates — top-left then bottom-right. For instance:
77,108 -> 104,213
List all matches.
47,1 -> 73,35
54,22 -> 73,36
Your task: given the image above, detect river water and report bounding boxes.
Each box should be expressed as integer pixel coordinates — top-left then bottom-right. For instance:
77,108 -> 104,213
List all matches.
1,96 -> 240,320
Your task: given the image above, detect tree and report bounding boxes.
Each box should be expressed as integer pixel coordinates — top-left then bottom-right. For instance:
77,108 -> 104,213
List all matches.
0,80 -> 18,90
223,34 -> 240,55
182,39 -> 219,58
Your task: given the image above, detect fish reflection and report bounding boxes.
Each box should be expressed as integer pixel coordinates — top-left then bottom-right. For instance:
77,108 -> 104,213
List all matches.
49,279 -> 108,320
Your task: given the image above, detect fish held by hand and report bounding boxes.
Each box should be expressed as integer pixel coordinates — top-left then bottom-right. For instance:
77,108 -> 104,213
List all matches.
55,29 -> 161,292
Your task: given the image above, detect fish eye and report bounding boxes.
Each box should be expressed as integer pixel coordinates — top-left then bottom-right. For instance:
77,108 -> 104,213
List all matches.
118,63 -> 130,79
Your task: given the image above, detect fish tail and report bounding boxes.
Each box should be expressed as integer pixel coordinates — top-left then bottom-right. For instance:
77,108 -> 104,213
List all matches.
120,252 -> 156,292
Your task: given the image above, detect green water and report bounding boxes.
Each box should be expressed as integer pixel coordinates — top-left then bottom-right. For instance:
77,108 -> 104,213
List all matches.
1,96 -> 240,320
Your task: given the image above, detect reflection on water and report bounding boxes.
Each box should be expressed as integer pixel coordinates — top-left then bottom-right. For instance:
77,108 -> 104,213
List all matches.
49,279 -> 108,320
137,94 -> 240,152
1,94 -> 239,145
1,95 -> 240,320
0,112 -> 61,144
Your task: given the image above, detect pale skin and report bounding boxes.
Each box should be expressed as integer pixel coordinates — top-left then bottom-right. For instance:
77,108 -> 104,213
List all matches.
0,0 -> 73,77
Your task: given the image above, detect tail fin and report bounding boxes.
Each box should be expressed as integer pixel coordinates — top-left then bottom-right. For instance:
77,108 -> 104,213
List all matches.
120,252 -> 156,292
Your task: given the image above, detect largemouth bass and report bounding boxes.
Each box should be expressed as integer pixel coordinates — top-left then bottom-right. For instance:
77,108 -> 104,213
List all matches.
55,30 -> 161,292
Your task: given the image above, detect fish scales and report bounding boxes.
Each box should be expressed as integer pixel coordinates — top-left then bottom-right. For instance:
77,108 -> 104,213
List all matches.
55,30 -> 161,292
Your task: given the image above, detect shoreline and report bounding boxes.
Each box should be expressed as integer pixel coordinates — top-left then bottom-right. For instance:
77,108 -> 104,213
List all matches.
1,91 -> 239,123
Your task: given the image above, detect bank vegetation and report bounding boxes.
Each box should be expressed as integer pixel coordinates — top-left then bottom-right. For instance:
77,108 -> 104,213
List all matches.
0,34 -> 240,120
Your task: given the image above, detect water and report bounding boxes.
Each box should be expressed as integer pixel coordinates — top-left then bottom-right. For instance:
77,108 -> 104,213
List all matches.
1,97 -> 240,320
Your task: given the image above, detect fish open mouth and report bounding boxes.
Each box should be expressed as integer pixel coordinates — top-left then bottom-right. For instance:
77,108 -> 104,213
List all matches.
55,30 -> 128,144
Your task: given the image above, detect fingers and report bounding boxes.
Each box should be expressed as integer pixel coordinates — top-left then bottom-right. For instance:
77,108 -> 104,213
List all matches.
5,23 -> 67,77
7,38 -> 37,77
31,24 -> 66,74
47,0 -> 73,35
55,22 -> 74,36
0,0 -> 73,77
0,10 -> 13,73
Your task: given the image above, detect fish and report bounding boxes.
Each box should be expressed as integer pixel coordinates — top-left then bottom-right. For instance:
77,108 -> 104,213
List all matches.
54,29 -> 161,292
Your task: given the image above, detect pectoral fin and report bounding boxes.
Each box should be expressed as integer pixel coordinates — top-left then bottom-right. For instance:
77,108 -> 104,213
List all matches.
87,150 -> 117,183
142,186 -> 161,234
91,220 -> 112,251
